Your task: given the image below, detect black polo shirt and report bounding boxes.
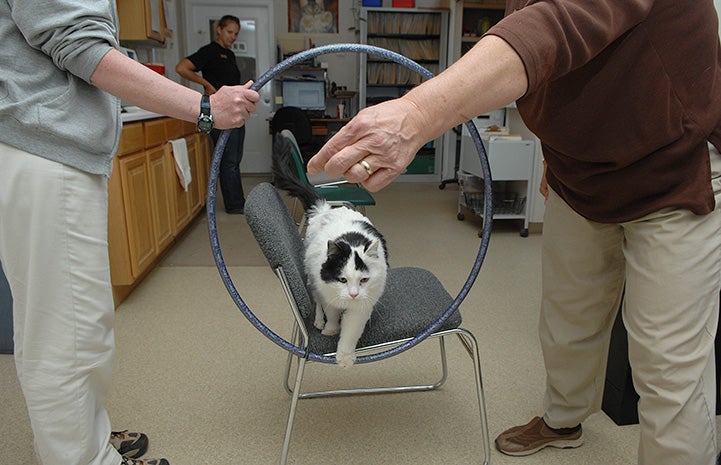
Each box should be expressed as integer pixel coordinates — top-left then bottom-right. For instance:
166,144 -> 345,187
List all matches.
186,41 -> 241,90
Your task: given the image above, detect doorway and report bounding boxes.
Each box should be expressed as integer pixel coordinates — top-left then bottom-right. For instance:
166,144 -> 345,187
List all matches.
185,1 -> 275,173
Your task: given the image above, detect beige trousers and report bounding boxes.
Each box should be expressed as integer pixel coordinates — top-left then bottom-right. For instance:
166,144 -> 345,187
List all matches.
540,147 -> 721,465
0,142 -> 120,465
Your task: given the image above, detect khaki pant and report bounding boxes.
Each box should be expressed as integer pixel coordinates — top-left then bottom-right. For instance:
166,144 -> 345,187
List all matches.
540,146 -> 721,465
0,142 -> 120,465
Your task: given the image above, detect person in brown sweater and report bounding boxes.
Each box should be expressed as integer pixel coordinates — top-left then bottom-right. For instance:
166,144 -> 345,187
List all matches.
308,1 -> 721,464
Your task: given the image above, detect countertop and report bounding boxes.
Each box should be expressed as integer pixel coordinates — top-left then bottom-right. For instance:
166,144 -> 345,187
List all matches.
121,106 -> 165,123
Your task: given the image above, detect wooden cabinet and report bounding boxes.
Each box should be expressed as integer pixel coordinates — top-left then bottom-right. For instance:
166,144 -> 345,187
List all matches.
172,139 -> 192,233
118,151 -> 156,277
108,117 -> 209,306
147,144 -> 175,252
116,0 -> 166,44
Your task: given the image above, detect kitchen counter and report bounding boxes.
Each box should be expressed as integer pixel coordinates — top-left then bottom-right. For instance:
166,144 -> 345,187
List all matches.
121,105 -> 165,123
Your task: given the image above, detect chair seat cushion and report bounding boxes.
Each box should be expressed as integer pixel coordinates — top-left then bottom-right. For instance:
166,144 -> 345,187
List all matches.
305,267 -> 461,355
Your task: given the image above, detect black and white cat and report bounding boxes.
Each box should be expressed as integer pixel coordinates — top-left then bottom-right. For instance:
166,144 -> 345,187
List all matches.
272,135 -> 388,367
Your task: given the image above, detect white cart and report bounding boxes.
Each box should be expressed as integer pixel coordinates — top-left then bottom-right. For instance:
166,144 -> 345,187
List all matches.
457,125 -> 535,237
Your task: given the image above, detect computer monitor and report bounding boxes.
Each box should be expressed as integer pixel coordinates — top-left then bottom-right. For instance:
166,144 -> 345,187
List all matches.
282,80 -> 326,111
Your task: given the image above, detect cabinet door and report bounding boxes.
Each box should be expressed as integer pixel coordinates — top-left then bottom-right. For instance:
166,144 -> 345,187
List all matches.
117,0 -> 165,43
107,157 -> 133,285
118,152 -> 156,278
147,145 -> 174,251
173,144 -> 192,232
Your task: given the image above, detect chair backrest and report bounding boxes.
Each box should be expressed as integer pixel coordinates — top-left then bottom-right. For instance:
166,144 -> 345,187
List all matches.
244,182 -> 314,319
271,106 -> 313,146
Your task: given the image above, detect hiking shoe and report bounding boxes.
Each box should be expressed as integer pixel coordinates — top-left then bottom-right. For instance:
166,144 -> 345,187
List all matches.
495,416 -> 584,456
110,431 -> 148,458
121,457 -> 169,465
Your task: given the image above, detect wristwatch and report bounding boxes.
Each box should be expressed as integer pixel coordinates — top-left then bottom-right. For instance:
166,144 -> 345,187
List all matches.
196,94 -> 214,133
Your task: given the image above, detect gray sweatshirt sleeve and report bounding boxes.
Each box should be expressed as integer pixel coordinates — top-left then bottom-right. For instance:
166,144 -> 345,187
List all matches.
8,0 -> 120,82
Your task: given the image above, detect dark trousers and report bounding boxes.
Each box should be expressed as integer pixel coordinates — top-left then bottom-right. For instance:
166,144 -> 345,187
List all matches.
210,126 -> 246,212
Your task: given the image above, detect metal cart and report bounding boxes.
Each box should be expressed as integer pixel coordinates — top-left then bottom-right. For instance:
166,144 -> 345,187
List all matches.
457,130 -> 535,237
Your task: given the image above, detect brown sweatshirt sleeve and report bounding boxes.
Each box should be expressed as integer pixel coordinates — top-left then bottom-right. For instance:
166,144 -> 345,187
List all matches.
487,0 -> 653,94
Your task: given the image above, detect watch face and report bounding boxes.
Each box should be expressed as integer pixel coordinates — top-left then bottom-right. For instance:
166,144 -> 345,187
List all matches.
197,114 -> 214,133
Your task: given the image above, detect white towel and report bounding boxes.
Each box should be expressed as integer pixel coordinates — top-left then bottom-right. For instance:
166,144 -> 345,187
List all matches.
169,138 -> 192,192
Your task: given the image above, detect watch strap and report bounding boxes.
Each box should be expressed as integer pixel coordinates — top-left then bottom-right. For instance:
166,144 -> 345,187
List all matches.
200,94 -> 211,115
197,94 -> 214,133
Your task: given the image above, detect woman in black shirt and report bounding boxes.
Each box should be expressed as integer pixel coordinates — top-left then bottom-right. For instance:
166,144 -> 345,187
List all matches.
176,15 -> 249,213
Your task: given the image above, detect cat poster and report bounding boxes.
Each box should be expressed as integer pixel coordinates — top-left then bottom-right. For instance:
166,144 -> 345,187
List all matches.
288,0 -> 339,33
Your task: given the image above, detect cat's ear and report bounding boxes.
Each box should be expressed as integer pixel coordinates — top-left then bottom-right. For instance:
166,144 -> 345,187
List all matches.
366,240 -> 380,258
327,240 -> 341,257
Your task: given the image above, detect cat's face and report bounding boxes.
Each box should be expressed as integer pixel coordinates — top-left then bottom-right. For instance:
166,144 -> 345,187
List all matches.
319,237 -> 386,302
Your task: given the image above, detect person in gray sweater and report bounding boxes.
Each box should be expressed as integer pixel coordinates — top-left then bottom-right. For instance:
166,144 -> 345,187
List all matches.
0,2 -> 259,465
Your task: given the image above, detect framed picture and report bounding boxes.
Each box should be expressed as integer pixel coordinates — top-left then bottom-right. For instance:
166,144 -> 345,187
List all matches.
288,0 -> 339,33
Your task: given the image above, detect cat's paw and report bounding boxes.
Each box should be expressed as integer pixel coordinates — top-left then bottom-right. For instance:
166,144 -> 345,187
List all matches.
313,319 -> 325,331
321,325 -> 340,336
335,351 -> 356,368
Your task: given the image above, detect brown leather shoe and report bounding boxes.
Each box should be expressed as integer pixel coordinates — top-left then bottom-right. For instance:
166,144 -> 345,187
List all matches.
495,416 -> 584,456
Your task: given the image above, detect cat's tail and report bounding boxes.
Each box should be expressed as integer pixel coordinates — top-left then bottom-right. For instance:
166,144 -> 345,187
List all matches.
271,132 -> 324,211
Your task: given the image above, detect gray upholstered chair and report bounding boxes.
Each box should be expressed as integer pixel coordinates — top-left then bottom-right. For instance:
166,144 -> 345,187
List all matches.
244,182 -> 491,465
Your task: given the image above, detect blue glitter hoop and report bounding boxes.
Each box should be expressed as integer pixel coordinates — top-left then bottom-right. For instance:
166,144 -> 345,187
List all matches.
207,44 -> 493,364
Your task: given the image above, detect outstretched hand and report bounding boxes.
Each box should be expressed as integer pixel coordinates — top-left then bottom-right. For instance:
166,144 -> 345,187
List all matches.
307,98 -> 429,192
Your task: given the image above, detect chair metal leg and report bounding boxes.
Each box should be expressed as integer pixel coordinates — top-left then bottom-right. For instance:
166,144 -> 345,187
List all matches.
283,322 -> 301,395
283,335 -> 450,399
280,327 -> 490,464
280,352 -> 307,465
455,328 -> 491,465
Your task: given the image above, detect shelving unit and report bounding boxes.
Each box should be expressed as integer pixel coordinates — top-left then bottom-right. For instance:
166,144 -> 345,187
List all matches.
359,7 -> 449,181
457,117 -> 534,237
440,0 -> 506,185
459,0 -> 505,55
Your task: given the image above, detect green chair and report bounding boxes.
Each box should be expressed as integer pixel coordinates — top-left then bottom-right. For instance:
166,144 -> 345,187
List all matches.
275,129 -> 375,225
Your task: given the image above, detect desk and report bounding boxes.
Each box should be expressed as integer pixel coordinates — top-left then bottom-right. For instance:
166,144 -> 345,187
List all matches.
267,117 -> 350,136
309,117 -> 351,136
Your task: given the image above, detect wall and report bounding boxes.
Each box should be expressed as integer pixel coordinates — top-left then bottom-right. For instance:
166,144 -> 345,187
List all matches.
272,0 -> 361,91
125,0 -> 362,93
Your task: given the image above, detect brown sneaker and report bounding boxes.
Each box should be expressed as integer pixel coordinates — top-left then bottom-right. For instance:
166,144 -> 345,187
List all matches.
495,416 -> 584,456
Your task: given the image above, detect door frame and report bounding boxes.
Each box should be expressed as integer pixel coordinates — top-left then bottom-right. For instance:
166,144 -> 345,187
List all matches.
182,0 -> 276,173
